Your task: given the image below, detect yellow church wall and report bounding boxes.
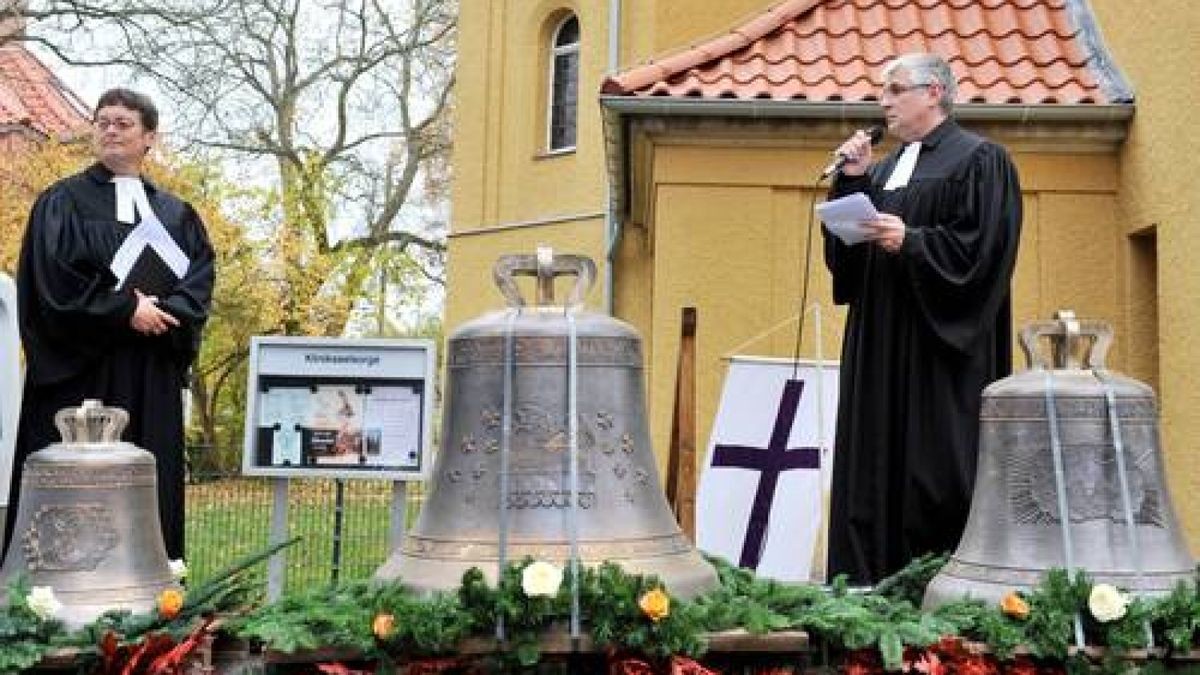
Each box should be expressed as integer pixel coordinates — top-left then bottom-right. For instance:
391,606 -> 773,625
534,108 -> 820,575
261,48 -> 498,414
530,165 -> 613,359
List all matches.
1087,0 -> 1200,551
445,0 -> 1200,553
635,139 -> 1122,475
647,182 -> 836,473
650,1 -> 789,53
1008,193 -> 1041,344
613,219 -> 657,365
445,218 -> 607,328
1031,192 -> 1123,346
447,0 -> 618,332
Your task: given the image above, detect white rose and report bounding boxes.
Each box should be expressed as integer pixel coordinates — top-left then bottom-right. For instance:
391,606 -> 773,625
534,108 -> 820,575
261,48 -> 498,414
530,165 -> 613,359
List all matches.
1088,583 -> 1130,623
169,559 -> 188,581
520,560 -> 564,598
27,586 -> 63,621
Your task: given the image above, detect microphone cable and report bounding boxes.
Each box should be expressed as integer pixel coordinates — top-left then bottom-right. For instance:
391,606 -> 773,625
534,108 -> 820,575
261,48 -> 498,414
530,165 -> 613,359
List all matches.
790,127 -> 880,380
790,169 -> 833,382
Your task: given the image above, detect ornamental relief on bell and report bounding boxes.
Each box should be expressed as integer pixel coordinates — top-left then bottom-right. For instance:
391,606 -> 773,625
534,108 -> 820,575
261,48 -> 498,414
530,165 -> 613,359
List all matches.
1006,443 -> 1165,527
445,403 -> 644,509
448,336 -> 642,367
457,404 -> 638,457
21,504 -> 120,571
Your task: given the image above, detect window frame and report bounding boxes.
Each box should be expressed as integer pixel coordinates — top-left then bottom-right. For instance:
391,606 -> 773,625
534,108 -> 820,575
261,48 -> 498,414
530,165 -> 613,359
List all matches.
545,13 -> 580,154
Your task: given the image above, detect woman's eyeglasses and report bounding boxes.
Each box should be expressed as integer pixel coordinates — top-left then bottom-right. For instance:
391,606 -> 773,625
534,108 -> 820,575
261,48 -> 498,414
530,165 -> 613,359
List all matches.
93,118 -> 139,131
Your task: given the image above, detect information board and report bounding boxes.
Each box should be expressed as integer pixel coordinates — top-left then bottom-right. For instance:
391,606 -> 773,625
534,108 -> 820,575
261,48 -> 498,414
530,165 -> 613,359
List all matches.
242,337 -> 435,480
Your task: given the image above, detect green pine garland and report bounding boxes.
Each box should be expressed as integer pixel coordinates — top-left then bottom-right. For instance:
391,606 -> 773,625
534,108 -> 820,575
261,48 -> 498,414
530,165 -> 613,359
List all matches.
0,577 -> 68,673
3,551 -> 1200,672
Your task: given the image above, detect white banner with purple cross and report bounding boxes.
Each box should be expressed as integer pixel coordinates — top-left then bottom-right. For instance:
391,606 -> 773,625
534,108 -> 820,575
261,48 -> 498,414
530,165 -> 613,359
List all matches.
696,356 -> 839,583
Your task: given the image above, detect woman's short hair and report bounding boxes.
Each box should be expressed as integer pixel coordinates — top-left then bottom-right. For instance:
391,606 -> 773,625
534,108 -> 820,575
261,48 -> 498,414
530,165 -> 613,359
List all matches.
95,88 -> 159,131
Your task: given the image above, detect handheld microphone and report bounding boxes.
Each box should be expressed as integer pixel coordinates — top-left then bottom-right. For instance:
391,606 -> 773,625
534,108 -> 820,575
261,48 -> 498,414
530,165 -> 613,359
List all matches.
820,125 -> 885,179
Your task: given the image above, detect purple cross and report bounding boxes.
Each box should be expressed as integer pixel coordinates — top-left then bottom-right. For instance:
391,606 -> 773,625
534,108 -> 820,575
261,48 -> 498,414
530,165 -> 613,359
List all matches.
711,379 -> 820,569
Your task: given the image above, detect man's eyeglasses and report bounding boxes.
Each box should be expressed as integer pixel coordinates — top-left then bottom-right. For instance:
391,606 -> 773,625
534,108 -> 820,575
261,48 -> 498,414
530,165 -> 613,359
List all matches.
880,82 -> 932,97
93,118 -> 139,131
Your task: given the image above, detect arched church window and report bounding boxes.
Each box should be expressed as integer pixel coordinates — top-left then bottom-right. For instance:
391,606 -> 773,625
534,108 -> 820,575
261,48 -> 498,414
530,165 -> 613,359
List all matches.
548,14 -> 579,152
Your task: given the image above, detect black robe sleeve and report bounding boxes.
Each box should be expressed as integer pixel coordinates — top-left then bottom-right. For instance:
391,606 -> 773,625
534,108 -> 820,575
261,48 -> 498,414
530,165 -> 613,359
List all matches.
16,185 -> 138,385
822,171 -> 877,305
897,142 -> 1022,352
157,202 -> 215,367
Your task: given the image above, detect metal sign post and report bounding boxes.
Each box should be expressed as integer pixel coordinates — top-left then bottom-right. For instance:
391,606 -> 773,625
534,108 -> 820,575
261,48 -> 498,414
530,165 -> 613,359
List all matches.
244,337 -> 436,595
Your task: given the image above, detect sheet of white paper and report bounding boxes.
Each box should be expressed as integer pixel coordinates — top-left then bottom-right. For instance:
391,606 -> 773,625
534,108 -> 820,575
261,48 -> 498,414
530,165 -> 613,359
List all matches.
363,386 -> 422,468
259,388 -> 310,465
815,192 -> 878,245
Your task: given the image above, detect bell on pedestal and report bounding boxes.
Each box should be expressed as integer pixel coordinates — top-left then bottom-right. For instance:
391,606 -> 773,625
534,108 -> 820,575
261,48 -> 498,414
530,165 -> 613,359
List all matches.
0,400 -> 175,627
924,311 -> 1195,608
376,250 -> 717,597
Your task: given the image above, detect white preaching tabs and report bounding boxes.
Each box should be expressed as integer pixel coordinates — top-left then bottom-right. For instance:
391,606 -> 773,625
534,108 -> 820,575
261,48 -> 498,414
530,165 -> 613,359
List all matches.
108,176 -> 191,290
883,141 -> 921,191
815,192 -> 879,246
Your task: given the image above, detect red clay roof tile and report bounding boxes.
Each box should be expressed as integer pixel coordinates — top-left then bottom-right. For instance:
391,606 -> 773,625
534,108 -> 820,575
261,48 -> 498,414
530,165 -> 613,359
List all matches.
0,43 -> 89,136
601,0 -> 1128,106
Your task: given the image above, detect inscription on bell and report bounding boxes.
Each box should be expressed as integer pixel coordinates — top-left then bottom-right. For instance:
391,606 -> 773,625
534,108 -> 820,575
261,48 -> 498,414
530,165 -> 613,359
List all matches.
22,504 -> 119,571
507,487 -> 597,509
508,462 -> 597,510
1008,444 -> 1164,526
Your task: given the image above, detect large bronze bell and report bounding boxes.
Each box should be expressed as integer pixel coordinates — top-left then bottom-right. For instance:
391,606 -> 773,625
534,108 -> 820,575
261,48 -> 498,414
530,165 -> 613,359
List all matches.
376,250 -> 717,597
0,400 -> 176,627
924,312 -> 1195,608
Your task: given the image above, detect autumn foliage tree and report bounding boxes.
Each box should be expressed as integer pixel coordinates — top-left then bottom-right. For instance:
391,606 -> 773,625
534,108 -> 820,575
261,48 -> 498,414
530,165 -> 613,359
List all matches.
16,0 -> 455,338
0,141 -> 286,469
4,0 -> 456,470
0,137 -> 90,272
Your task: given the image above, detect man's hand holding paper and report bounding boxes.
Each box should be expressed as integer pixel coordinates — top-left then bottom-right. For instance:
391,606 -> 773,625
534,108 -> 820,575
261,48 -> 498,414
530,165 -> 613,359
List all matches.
817,192 -> 907,251
816,192 -> 877,245
863,213 -> 906,253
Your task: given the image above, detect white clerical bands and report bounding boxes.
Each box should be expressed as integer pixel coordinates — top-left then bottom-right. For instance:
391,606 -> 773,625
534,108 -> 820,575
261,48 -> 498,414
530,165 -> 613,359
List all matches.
883,141 -> 921,191
108,176 -> 190,291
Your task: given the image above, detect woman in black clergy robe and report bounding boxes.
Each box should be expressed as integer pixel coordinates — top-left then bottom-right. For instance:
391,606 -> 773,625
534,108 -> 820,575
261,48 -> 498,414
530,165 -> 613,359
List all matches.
823,54 -> 1022,584
3,88 -> 214,562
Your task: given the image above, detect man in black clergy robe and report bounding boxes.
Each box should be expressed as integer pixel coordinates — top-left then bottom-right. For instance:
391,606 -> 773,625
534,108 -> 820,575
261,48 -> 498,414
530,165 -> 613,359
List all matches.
823,53 -> 1022,584
3,88 -> 214,562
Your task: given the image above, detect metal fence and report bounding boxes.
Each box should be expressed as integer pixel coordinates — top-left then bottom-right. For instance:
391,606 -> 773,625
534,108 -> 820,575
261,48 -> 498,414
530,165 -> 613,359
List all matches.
184,471 -> 426,594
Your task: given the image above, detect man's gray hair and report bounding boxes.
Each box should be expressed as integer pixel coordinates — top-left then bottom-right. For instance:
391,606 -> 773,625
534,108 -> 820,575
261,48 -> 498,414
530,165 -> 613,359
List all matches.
882,53 -> 957,114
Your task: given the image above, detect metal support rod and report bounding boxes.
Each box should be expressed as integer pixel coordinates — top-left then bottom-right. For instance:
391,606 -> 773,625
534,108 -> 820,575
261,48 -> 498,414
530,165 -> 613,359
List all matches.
1096,370 -> 1155,648
267,477 -> 289,601
1044,371 -> 1086,649
496,310 -> 518,642
567,312 -> 582,641
389,481 -> 409,550
331,478 -> 345,584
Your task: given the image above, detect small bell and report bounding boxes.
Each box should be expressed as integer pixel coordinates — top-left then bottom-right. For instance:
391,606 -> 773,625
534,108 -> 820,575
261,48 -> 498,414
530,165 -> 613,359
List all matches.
924,312 -> 1194,608
0,400 -> 176,627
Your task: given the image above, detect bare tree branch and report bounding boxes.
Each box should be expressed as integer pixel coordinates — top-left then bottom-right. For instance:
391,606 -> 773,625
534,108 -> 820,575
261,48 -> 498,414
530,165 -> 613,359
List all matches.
330,229 -> 446,254
15,0 -> 456,338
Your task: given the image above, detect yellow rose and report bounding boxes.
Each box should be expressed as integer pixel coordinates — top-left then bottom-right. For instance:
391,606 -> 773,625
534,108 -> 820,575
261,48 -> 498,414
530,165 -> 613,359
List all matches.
521,560 -> 564,597
158,588 -> 185,619
373,613 -> 396,639
999,591 -> 1030,620
639,587 -> 670,622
